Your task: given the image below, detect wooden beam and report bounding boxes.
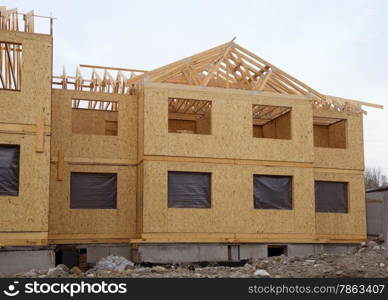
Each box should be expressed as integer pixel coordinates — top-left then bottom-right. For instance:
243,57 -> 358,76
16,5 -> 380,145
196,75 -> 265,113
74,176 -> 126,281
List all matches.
168,113 -> 201,121
35,113 -> 45,153
56,150 -> 64,181
256,69 -> 272,91
79,64 -> 147,73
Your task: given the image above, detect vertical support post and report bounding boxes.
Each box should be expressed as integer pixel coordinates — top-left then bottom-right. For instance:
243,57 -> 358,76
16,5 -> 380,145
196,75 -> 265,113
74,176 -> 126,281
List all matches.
57,150 -> 64,181
35,113 -> 45,153
50,17 -> 53,36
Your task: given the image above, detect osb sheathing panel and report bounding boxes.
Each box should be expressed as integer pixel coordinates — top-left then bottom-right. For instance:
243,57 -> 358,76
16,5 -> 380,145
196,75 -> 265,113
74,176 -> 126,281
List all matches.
0,134 -> 50,231
72,110 -> 118,135
0,31 -> 52,124
51,90 -> 137,160
313,108 -> 364,170
314,171 -> 366,237
142,160 -> 315,235
49,164 -> 137,235
143,83 -> 314,163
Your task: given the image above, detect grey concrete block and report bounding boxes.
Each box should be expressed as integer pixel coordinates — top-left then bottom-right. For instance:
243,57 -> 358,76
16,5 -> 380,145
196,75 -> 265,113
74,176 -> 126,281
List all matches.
316,244 -> 356,255
86,246 -> 109,264
199,244 -> 228,261
139,244 -> 200,263
287,244 -> 315,257
240,244 -> 267,259
0,250 -> 55,276
109,246 -> 132,259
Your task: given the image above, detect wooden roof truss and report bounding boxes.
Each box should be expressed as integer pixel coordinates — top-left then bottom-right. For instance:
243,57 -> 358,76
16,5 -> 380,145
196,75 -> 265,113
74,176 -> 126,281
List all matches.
168,97 -> 211,120
52,39 -> 383,114
52,65 -> 145,95
72,98 -> 118,111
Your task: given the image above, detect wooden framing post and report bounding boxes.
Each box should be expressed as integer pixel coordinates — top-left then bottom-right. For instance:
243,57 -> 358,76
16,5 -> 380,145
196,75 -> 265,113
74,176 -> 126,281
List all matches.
35,113 -> 45,153
57,150 -> 64,181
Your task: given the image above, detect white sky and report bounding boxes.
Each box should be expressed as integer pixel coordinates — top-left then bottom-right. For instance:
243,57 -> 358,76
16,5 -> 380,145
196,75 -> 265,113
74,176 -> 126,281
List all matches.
3,0 -> 388,173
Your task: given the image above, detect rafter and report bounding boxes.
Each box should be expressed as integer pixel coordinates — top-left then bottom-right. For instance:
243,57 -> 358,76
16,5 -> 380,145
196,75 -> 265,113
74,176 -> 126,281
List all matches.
52,39 -> 382,114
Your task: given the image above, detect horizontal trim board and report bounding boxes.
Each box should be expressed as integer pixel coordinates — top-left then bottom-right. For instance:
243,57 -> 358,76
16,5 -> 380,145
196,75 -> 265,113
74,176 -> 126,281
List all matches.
133,233 -> 366,244
143,155 -> 313,168
50,155 -> 364,172
366,199 -> 384,203
0,232 -> 49,246
50,157 -> 138,166
0,123 -> 51,135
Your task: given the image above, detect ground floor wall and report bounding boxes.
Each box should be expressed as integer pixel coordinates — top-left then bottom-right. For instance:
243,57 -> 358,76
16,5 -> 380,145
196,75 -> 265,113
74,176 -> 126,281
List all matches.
0,131 -> 50,247
140,159 -> 366,243
48,163 -> 138,244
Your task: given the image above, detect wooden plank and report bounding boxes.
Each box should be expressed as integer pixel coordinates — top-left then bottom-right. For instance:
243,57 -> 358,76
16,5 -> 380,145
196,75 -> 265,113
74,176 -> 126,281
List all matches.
201,43 -> 233,86
143,155 -> 314,168
56,149 -> 64,181
79,64 -> 147,73
256,69 -> 272,91
0,122 -> 50,135
51,157 -> 138,166
35,113 -> 45,153
131,233 -> 365,244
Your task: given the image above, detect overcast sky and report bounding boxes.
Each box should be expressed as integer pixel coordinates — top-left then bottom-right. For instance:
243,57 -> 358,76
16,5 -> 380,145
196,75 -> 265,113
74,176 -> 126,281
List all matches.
4,0 -> 388,174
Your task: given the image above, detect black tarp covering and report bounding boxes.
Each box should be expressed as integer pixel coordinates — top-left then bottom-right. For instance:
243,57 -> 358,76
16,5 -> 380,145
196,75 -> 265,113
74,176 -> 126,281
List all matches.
253,175 -> 292,209
0,145 -> 20,196
70,172 -> 117,209
168,171 -> 211,208
315,181 -> 348,213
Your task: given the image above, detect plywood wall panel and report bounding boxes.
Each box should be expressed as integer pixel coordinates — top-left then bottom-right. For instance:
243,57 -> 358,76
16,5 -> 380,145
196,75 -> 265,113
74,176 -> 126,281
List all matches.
0,31 -> 51,244
49,164 -> 137,235
0,134 -> 50,231
143,83 -> 314,163
314,108 -> 364,170
0,31 -> 52,125
314,171 -> 366,237
142,160 -> 316,235
51,90 -> 137,160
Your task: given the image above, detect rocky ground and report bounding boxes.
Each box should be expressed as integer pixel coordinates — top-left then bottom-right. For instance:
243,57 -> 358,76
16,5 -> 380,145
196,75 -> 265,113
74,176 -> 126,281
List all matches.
5,239 -> 388,278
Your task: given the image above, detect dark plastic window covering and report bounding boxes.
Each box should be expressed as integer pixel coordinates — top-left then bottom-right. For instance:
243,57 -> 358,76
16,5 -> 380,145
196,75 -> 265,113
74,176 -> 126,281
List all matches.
70,172 -> 117,209
315,181 -> 348,213
0,145 -> 20,196
253,175 -> 292,209
168,171 -> 211,208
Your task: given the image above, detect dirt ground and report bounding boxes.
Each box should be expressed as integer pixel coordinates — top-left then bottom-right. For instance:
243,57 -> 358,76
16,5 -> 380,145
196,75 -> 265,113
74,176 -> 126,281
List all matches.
9,239 -> 388,278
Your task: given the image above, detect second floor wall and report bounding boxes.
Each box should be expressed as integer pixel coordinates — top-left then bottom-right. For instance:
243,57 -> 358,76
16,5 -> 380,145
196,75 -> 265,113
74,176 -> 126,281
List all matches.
143,83 -> 315,163
142,83 -> 364,170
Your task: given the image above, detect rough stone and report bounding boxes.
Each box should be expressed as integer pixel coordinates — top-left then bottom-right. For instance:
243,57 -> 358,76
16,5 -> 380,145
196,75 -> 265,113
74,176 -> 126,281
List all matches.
57,264 -> 69,272
70,266 -> 83,276
47,267 -> 67,277
254,269 -> 270,277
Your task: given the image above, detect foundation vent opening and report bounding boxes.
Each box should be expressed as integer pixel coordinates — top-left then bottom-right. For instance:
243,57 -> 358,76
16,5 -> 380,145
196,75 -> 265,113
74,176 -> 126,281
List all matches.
267,245 -> 287,257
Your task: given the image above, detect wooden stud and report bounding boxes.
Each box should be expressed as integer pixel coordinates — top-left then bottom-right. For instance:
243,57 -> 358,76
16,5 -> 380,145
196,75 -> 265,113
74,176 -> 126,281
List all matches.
35,113 -> 45,153
56,150 -> 64,181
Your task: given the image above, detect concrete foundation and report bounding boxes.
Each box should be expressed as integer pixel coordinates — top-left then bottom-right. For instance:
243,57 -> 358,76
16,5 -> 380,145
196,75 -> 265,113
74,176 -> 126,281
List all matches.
0,249 -> 55,276
74,244 -> 132,264
239,244 -> 267,259
138,244 -> 229,263
138,243 -> 358,263
0,243 -> 360,275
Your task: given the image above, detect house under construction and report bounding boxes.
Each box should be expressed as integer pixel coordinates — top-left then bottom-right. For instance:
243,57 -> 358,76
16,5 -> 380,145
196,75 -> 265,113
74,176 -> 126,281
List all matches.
0,8 -> 383,272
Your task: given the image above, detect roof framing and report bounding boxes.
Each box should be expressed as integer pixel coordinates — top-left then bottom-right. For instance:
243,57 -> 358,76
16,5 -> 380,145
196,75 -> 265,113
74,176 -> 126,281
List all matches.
52,39 -> 383,114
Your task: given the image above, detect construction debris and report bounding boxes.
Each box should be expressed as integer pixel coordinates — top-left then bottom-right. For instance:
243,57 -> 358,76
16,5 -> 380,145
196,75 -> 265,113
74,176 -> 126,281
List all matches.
12,241 -> 388,278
